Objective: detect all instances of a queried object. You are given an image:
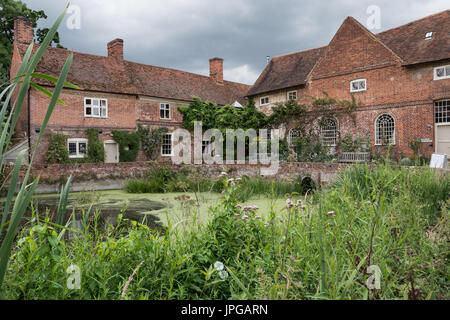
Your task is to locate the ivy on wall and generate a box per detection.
[85,128,105,163]
[137,125,168,160]
[112,130,140,162]
[46,132,69,164]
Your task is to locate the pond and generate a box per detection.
[29,189,291,231]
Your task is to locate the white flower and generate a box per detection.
[214,261,224,271]
[218,270,229,280]
[327,210,335,216]
[286,198,294,209]
[220,172,228,177]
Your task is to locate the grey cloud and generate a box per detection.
[23,0,449,84]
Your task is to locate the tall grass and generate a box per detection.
[0,8,76,289]
[2,162,448,299]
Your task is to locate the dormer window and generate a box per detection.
[287,90,297,100]
[350,79,366,93]
[424,32,433,40]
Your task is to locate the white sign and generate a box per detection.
[430,154,448,169]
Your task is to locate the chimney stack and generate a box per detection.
[14,16,33,44]
[107,38,124,60]
[209,57,223,84]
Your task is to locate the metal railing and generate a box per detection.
[338,152,371,163]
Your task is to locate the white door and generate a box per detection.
[104,141,119,163]
[436,124,450,156]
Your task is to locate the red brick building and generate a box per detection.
[247,10,450,159]
[10,17,250,164]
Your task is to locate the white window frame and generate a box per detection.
[67,138,88,158]
[287,128,299,147]
[287,90,297,100]
[84,98,108,118]
[161,133,173,156]
[320,118,338,147]
[434,99,450,124]
[350,79,367,93]
[260,96,269,106]
[160,103,171,120]
[433,65,450,80]
[374,114,396,146]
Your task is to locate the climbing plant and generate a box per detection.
[46,132,69,164]
[112,130,140,162]
[85,128,104,163]
[137,125,169,160]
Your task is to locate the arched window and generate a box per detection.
[287,128,299,146]
[375,114,395,145]
[320,118,338,146]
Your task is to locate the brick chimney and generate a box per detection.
[107,38,123,60]
[209,57,223,84]
[14,16,33,44]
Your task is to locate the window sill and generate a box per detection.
[433,76,450,81]
[84,116,108,119]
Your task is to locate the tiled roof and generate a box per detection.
[248,10,450,96]
[376,10,450,65]
[19,45,251,106]
[246,46,326,96]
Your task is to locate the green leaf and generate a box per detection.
[30,82,67,106]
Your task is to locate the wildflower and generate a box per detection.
[234,213,240,217]
[243,205,259,212]
[220,172,228,177]
[236,177,242,182]
[242,215,249,221]
[327,210,335,216]
[214,261,224,271]
[255,216,261,220]
[296,199,303,207]
[218,270,229,280]
[227,178,235,186]
[264,223,269,227]
[301,205,306,210]
[236,204,242,209]
[221,191,226,195]
[286,198,294,209]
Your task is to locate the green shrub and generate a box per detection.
[112,130,140,162]
[86,128,104,163]
[46,132,69,163]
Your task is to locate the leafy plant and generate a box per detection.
[0,8,75,289]
[46,132,69,163]
[112,130,140,162]
[85,128,104,163]
[137,125,168,160]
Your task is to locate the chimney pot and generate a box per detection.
[209,57,223,84]
[107,38,124,60]
[14,16,33,44]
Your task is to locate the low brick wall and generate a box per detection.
[23,161,349,188]
[9,161,448,194]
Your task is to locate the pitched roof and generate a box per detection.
[18,45,251,106]
[376,10,450,65]
[247,9,450,96]
[246,46,326,96]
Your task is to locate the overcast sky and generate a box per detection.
[22,0,449,85]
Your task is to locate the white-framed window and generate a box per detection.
[434,100,450,124]
[161,133,173,156]
[260,96,269,105]
[350,79,367,93]
[84,98,107,118]
[160,103,171,119]
[287,90,297,100]
[320,118,338,146]
[434,65,450,80]
[424,32,433,40]
[375,114,395,145]
[68,138,88,158]
[287,128,299,147]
